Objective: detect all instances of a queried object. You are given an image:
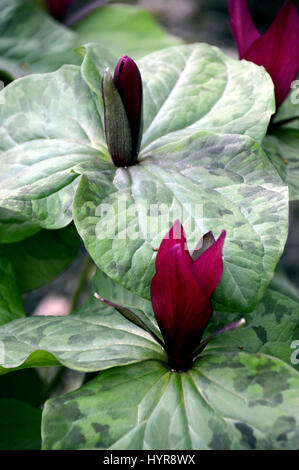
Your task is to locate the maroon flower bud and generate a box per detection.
[229,0,299,108]
[102,56,143,167]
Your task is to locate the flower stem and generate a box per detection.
[64,0,108,26]
[69,253,95,312]
[268,115,299,132]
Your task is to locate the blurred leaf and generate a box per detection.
[0,0,81,79]
[1,224,81,293]
[269,266,299,303]
[72,4,182,59]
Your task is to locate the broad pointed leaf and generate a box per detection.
[0,64,107,230]
[74,132,288,312]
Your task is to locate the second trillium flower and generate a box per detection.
[102,56,143,167]
[229,0,299,108]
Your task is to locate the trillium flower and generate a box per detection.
[95,221,245,371]
[229,0,299,107]
[46,0,73,22]
[102,56,143,167]
[150,221,227,370]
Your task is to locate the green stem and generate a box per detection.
[69,253,95,312]
[42,367,65,401]
[269,115,299,132]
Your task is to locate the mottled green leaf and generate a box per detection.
[0,257,25,325]
[0,291,166,375]
[0,44,282,312]
[205,289,299,372]
[74,132,288,312]
[0,399,41,450]
[266,128,299,201]
[0,224,81,293]
[72,4,182,59]
[0,64,108,230]
[264,82,299,201]
[0,0,81,79]
[42,355,299,450]
[272,85,299,131]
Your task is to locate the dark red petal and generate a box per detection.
[192,230,226,298]
[113,56,143,158]
[155,220,192,269]
[151,244,212,369]
[47,0,73,21]
[244,0,299,107]
[228,0,260,59]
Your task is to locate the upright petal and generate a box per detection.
[228,0,260,59]
[155,220,192,269]
[191,230,216,261]
[192,230,226,298]
[47,0,73,21]
[245,0,299,107]
[151,244,212,370]
[113,56,143,159]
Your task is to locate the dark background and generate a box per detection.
[68,0,299,47]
